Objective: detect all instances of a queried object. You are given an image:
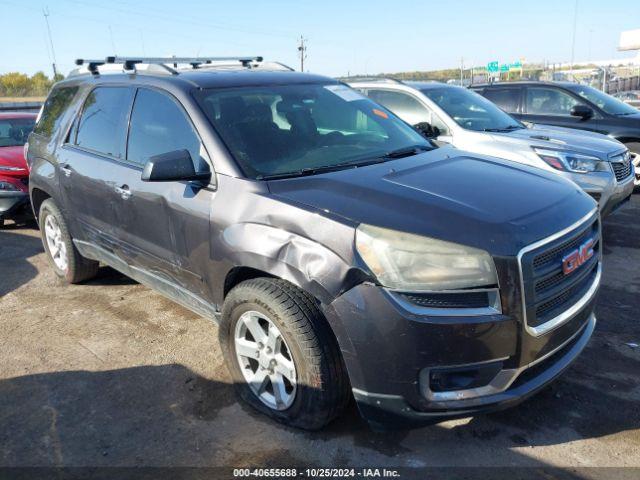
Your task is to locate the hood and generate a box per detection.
[0,145,29,177]
[490,124,626,159]
[268,147,595,256]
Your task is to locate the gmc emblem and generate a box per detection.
[562,238,595,275]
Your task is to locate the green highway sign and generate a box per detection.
[487,61,499,72]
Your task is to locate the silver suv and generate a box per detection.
[349,80,634,216]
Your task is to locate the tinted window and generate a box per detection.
[0,117,35,147]
[75,87,134,158]
[366,89,431,126]
[482,88,520,112]
[422,86,523,132]
[33,85,78,138]
[525,87,583,115]
[127,88,204,168]
[195,84,430,179]
[564,84,638,116]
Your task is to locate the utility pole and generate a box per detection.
[569,0,578,80]
[43,7,58,78]
[297,36,307,72]
[460,57,464,85]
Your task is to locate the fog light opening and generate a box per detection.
[427,361,503,393]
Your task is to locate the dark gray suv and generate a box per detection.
[28,57,600,430]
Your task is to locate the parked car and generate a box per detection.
[350,79,634,216]
[470,81,640,187]
[0,112,36,227]
[29,56,600,430]
[613,90,640,109]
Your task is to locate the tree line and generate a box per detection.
[0,72,64,98]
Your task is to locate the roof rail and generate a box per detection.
[74,56,264,76]
[343,77,405,84]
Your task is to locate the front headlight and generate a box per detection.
[533,148,608,174]
[355,224,498,291]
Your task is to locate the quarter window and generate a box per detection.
[33,85,79,138]
[526,87,583,115]
[75,87,134,158]
[127,88,204,168]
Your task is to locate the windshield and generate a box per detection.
[195,83,431,179]
[0,117,35,147]
[421,86,524,132]
[565,84,639,116]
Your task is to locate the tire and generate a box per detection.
[39,199,99,284]
[220,278,350,430]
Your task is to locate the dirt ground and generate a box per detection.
[1,196,639,473]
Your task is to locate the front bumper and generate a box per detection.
[352,314,595,429]
[571,170,634,218]
[0,190,30,219]
[323,270,597,429]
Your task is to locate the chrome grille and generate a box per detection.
[519,213,601,334]
[611,154,632,182]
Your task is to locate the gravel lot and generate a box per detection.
[1,196,639,473]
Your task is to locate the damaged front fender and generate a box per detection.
[221,222,365,305]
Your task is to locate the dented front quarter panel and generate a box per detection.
[205,174,368,307]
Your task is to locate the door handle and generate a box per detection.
[60,164,72,177]
[114,185,131,200]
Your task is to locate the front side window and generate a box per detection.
[33,85,78,138]
[75,87,135,158]
[525,87,583,116]
[421,86,523,132]
[195,83,431,179]
[564,84,638,116]
[0,117,35,147]
[127,88,205,168]
[482,88,520,112]
[366,89,431,126]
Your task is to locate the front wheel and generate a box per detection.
[39,199,99,284]
[220,278,350,430]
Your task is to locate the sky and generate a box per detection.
[1,0,638,78]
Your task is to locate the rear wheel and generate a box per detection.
[220,278,350,430]
[39,199,99,283]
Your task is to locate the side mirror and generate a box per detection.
[570,105,594,120]
[141,149,211,183]
[414,122,441,138]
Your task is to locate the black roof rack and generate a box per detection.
[75,56,264,75]
[343,77,405,84]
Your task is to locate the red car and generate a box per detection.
[0,112,36,227]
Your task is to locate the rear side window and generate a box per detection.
[482,88,520,112]
[127,88,204,168]
[75,87,134,158]
[33,85,79,138]
[366,89,431,126]
[525,87,583,115]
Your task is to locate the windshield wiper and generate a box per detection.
[483,125,523,132]
[257,145,432,180]
[383,144,432,159]
[256,157,390,181]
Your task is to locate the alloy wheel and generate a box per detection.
[234,310,297,410]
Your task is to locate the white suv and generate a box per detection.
[349,79,634,216]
